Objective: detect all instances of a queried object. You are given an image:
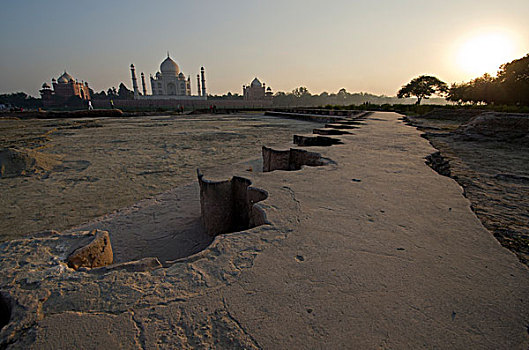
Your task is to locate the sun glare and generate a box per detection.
[457,31,516,77]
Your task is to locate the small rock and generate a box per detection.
[67,230,113,270]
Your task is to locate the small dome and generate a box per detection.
[42,82,50,89]
[266,87,272,91]
[160,55,179,76]
[251,78,262,88]
[58,71,74,84]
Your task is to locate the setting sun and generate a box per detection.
[456,31,516,77]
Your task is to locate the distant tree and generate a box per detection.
[92,90,108,100]
[496,54,529,105]
[447,73,496,105]
[445,54,529,106]
[336,88,350,105]
[446,83,469,105]
[107,87,118,97]
[292,87,311,98]
[397,75,448,105]
[117,83,133,99]
[0,92,40,108]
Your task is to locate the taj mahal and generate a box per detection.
[130,54,207,100]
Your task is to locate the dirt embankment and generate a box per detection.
[407,110,529,266]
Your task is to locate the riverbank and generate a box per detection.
[406,109,529,266]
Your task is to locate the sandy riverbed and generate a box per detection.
[0,113,318,241]
[1,112,527,349]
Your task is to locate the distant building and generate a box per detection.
[243,78,272,101]
[40,71,91,107]
[130,54,207,100]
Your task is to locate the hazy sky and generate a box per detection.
[1,0,528,97]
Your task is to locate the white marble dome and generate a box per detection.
[160,56,179,76]
[57,71,74,84]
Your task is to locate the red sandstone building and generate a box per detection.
[40,71,91,107]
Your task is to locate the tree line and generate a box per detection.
[91,83,134,100]
[94,84,435,107]
[398,54,529,106]
[447,54,529,105]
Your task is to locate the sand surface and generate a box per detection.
[0,112,528,349]
[0,114,317,241]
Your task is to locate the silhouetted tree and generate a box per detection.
[91,90,108,100]
[292,87,311,98]
[336,88,350,105]
[397,75,448,105]
[118,83,133,99]
[446,54,529,106]
[447,74,496,105]
[496,54,529,105]
[0,92,40,108]
[107,87,118,97]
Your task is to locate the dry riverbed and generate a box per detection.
[0,113,318,241]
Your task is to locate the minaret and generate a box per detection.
[197,74,201,96]
[141,72,147,96]
[200,67,206,97]
[130,64,139,99]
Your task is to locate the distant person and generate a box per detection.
[110,99,114,109]
[88,101,93,110]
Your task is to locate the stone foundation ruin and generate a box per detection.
[262,146,332,172]
[293,135,342,147]
[197,170,268,236]
[313,128,352,135]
